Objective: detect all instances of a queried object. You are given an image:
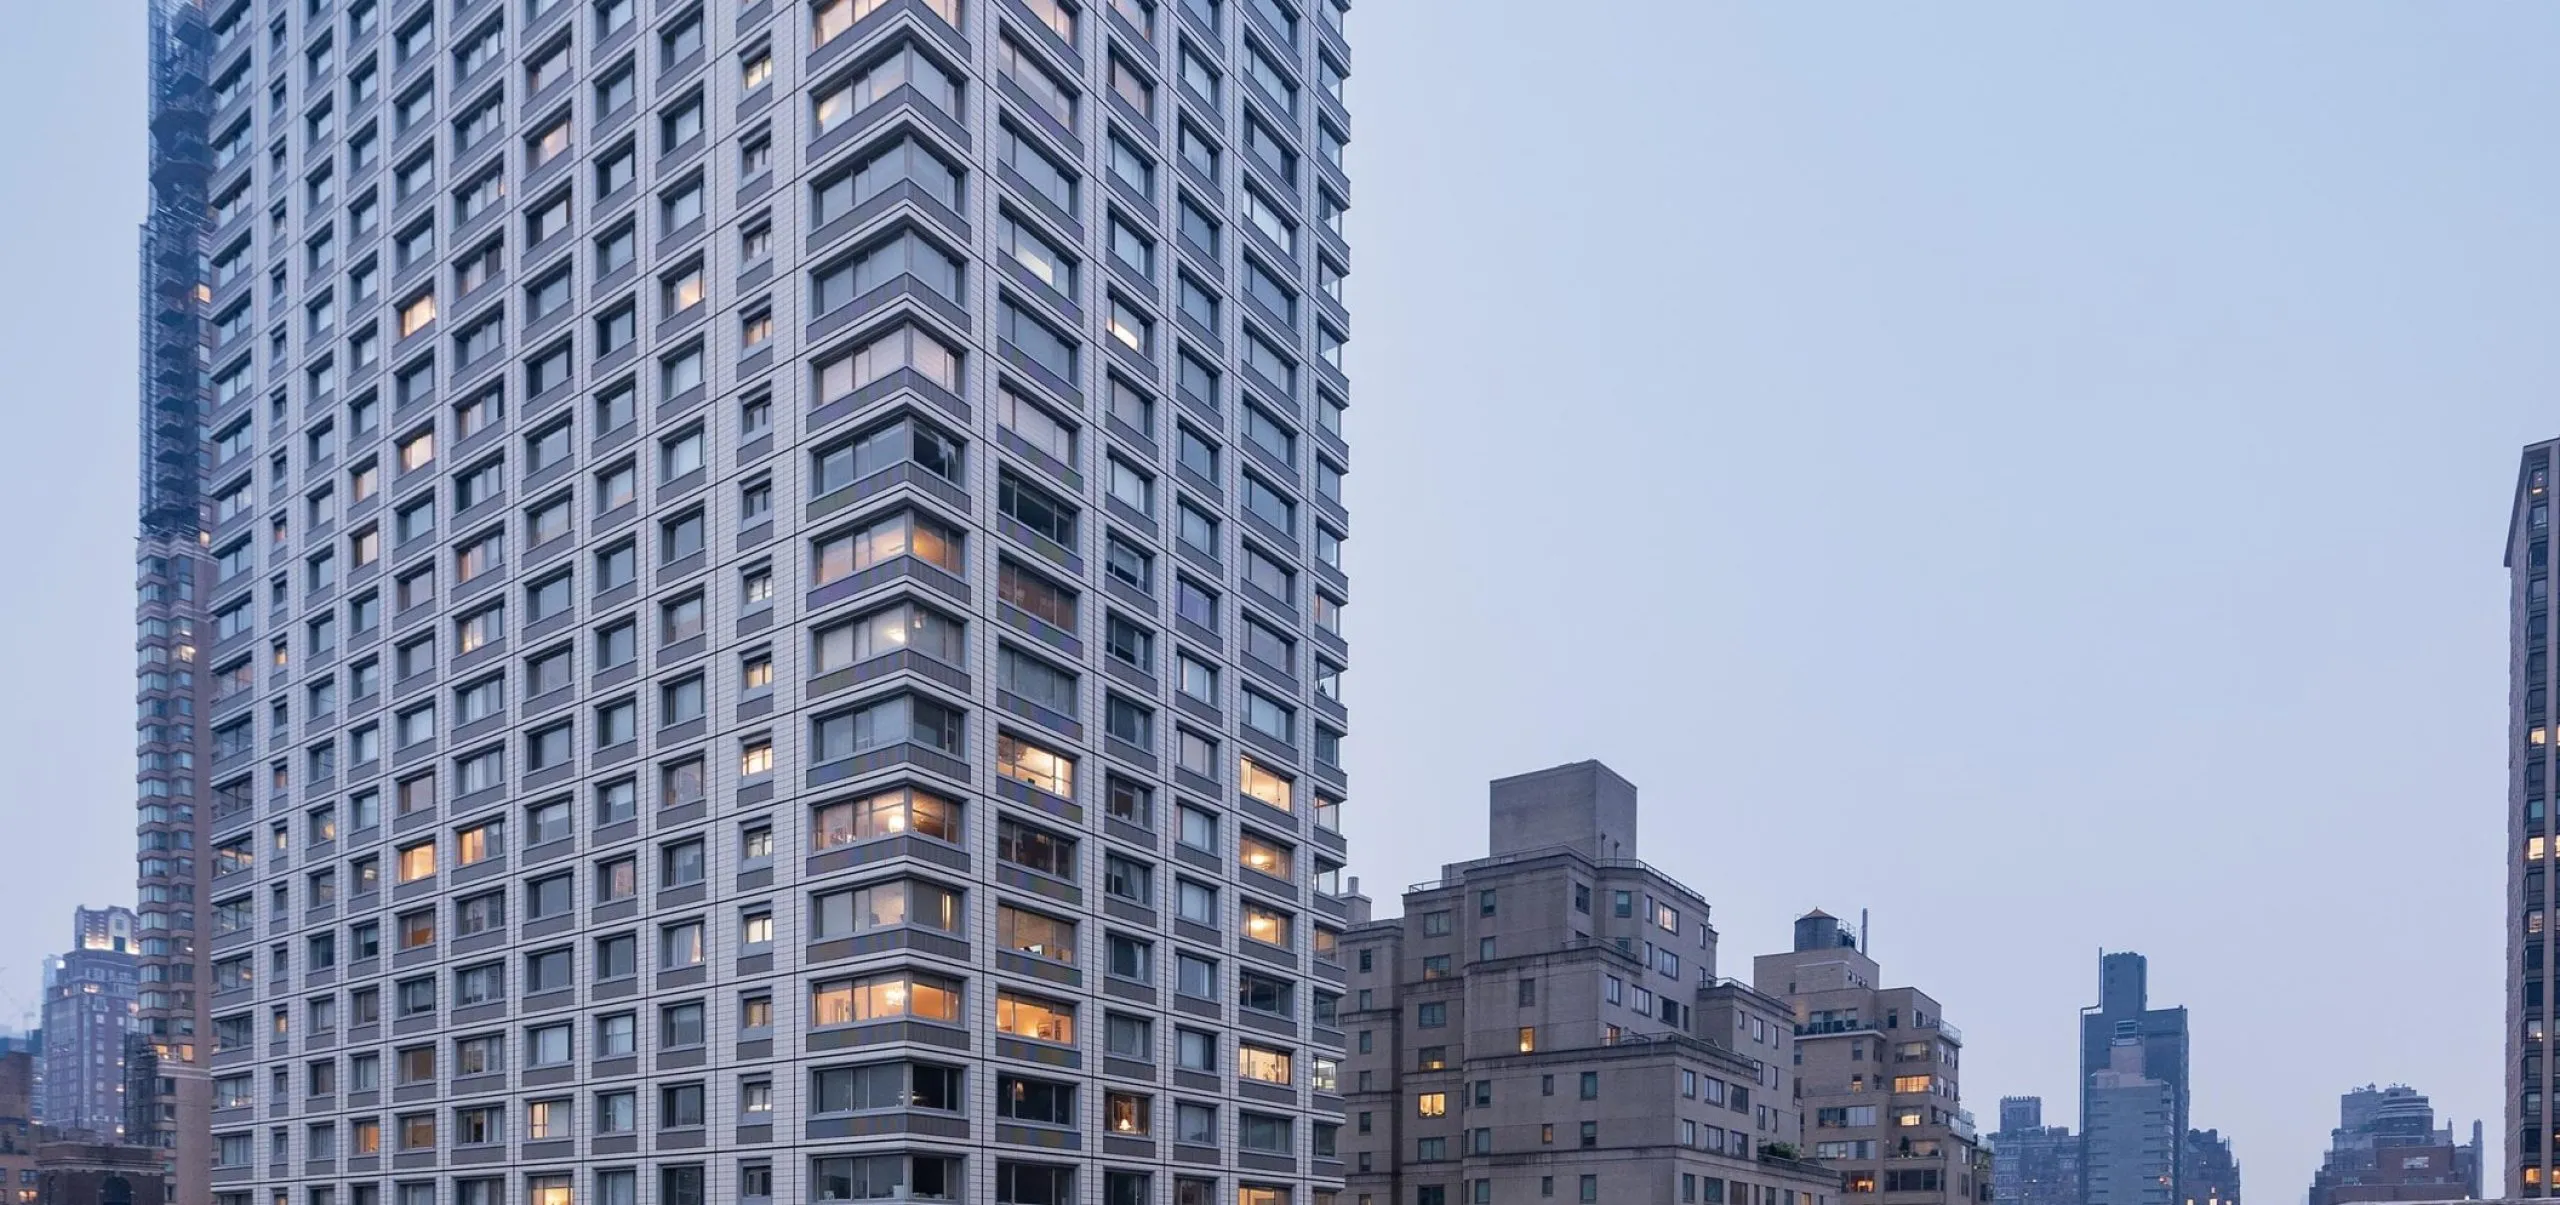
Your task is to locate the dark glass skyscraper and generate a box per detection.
[2078,953,2186,1205]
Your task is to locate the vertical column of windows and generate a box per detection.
[2528,455,2553,1195]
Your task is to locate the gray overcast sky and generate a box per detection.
[0,0,2545,1196]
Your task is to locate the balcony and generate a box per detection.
[1794,1018,1880,1038]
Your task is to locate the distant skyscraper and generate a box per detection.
[129,0,214,1188]
[1755,911,1990,1205]
[2079,953,2187,1205]
[2511,444,2556,1197]
[2084,1050,2175,1205]
[41,908,138,1141]
[1993,1096,2081,1205]
[2306,1085,2481,1205]
[2181,1130,2237,1205]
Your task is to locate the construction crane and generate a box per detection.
[0,966,41,1037]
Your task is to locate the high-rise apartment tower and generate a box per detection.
[2514,442,2558,1196]
[141,9,1361,1205]
[131,1,220,1197]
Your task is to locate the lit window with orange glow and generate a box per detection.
[666,267,705,312]
[995,991,1076,1044]
[998,734,1076,798]
[1243,903,1294,949]
[811,971,962,1027]
[395,841,435,883]
[397,292,435,337]
[1238,1044,1293,1086]
[1240,757,1294,811]
[458,823,500,866]
[1239,833,1294,880]
[811,786,962,848]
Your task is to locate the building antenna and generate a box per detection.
[1860,908,1869,954]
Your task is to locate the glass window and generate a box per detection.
[998,390,1078,467]
[812,973,964,1026]
[998,39,1077,131]
[813,879,962,938]
[814,230,962,312]
[998,216,1077,295]
[997,733,1076,797]
[1001,125,1077,212]
[995,992,1076,1044]
[813,415,963,495]
[999,302,1077,381]
[810,694,966,760]
[813,603,967,671]
[999,905,1078,965]
[812,787,962,847]
[812,510,965,583]
[814,44,960,133]
[817,324,961,400]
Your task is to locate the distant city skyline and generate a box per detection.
[0,2,2546,1197]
